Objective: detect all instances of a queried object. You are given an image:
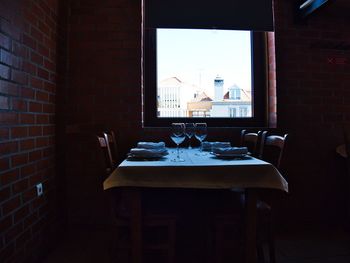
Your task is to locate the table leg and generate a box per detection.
[129,188,142,263]
[245,189,257,263]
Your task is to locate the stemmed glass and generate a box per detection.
[195,123,207,155]
[170,123,186,162]
[185,123,195,149]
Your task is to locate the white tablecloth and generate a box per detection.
[103,148,288,192]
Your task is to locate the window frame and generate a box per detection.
[142,29,268,128]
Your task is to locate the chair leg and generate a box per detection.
[167,220,176,263]
[267,215,276,263]
[256,243,265,263]
[268,233,276,263]
[215,224,223,263]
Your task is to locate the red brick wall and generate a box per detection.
[0,0,67,262]
[64,0,350,226]
[65,0,237,154]
[273,1,350,223]
[66,0,142,134]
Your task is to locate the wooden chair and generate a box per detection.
[256,133,288,263]
[96,131,176,263]
[103,131,118,169]
[211,130,268,262]
[261,134,288,171]
[240,130,267,158]
[97,133,115,177]
[212,133,288,263]
[96,130,119,176]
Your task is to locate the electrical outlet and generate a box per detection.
[36,183,43,196]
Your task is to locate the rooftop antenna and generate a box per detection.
[198,68,203,90]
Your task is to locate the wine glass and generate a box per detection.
[195,123,207,155]
[185,123,195,149]
[170,123,186,162]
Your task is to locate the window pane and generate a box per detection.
[157,29,252,118]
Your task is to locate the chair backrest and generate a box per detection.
[260,134,288,170]
[96,134,113,176]
[240,130,267,158]
[96,131,118,176]
[103,131,118,169]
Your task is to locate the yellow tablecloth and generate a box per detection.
[103,148,288,192]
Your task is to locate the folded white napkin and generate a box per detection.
[136,141,166,149]
[211,142,231,150]
[201,142,212,151]
[213,147,248,155]
[202,141,231,151]
[129,147,168,158]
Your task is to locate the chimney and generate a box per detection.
[214,75,224,101]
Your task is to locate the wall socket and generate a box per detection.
[36,183,43,196]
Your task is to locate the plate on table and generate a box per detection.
[211,152,250,160]
[126,153,167,161]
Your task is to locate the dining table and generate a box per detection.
[103,147,288,263]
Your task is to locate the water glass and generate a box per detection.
[185,123,195,149]
[170,123,186,162]
[195,123,207,154]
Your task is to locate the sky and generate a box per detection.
[157,29,252,98]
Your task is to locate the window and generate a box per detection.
[142,0,272,127]
[229,85,241,100]
[229,108,237,117]
[156,29,251,119]
[240,107,248,117]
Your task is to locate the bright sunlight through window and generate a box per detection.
[156,29,252,118]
